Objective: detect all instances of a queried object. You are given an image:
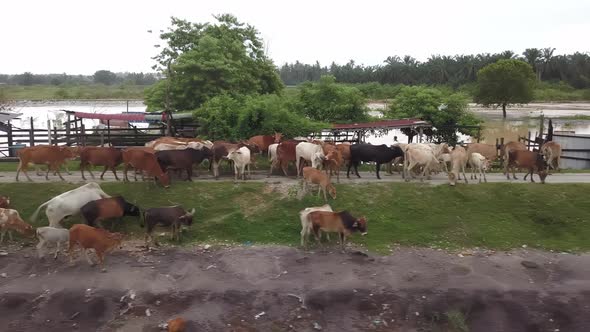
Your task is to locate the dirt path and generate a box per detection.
[2,243,590,331]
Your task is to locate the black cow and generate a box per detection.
[80,196,141,228]
[156,147,212,181]
[141,206,195,247]
[347,144,404,179]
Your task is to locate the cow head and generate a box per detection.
[107,232,124,250]
[0,196,10,208]
[157,173,171,188]
[327,184,337,200]
[273,132,283,143]
[536,154,549,184]
[179,208,195,226]
[124,200,141,217]
[353,217,368,235]
[311,152,325,168]
[448,172,457,186]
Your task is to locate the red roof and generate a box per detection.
[74,112,147,121]
[331,118,430,130]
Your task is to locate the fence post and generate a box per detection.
[29,117,35,147]
[81,124,86,146]
[54,126,58,146]
[7,121,14,156]
[527,131,531,150]
[47,120,52,145]
[107,120,111,144]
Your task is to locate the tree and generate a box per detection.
[386,86,481,144]
[474,59,536,118]
[145,15,283,112]
[295,75,368,123]
[93,70,118,85]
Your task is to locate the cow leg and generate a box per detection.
[482,168,488,183]
[346,162,352,179]
[339,232,346,251]
[296,157,301,178]
[123,164,130,182]
[45,167,51,180]
[54,241,60,260]
[375,163,381,179]
[529,169,535,182]
[353,161,361,178]
[55,167,66,181]
[0,230,5,244]
[247,163,251,179]
[186,167,193,181]
[461,165,468,184]
[84,249,95,266]
[64,164,72,175]
[36,239,45,258]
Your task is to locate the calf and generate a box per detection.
[541,141,562,171]
[507,150,548,183]
[227,146,252,181]
[36,226,70,259]
[80,196,140,228]
[0,208,35,244]
[448,146,469,186]
[156,147,212,181]
[465,143,498,165]
[469,152,490,183]
[68,224,123,270]
[324,148,343,183]
[302,166,337,202]
[142,206,195,247]
[122,148,170,187]
[349,144,404,179]
[296,142,325,178]
[0,195,10,208]
[79,146,123,181]
[299,204,333,247]
[30,182,111,228]
[307,211,367,250]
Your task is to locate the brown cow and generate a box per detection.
[16,145,76,181]
[80,146,123,180]
[0,208,35,244]
[541,141,562,171]
[307,211,367,250]
[501,141,526,174]
[122,148,170,187]
[507,150,548,183]
[302,166,337,201]
[324,148,343,183]
[274,140,300,176]
[168,318,187,332]
[247,132,282,154]
[80,196,140,228]
[0,196,10,209]
[68,224,123,270]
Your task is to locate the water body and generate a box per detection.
[5,100,590,146]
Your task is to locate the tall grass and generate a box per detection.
[0,84,147,100]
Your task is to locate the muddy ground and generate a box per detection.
[2,243,590,332]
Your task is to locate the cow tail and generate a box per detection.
[140,210,145,228]
[30,199,51,223]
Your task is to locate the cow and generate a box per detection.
[541,141,562,171]
[210,141,257,178]
[336,143,352,168]
[227,146,252,181]
[167,317,188,332]
[68,224,123,270]
[296,142,325,178]
[122,148,170,187]
[274,140,300,177]
[465,143,498,164]
[141,206,195,247]
[16,145,76,181]
[30,182,111,228]
[36,226,70,259]
[501,141,527,173]
[0,196,10,209]
[403,144,439,182]
[80,196,141,228]
[79,146,123,181]
[33,146,80,176]
[302,166,337,202]
[448,146,469,186]
[247,132,282,154]
[324,148,343,183]
[307,211,367,250]
[0,208,35,244]
[156,147,212,181]
[299,204,333,247]
[349,144,404,179]
[469,152,490,183]
[506,150,548,183]
[267,143,280,176]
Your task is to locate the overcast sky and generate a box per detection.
[2,0,589,74]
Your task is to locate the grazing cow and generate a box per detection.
[36,226,70,259]
[348,144,404,179]
[541,141,562,171]
[68,224,123,270]
[30,182,111,227]
[324,148,344,183]
[80,196,141,228]
[16,145,76,181]
[299,204,333,247]
[274,140,300,177]
[307,211,367,250]
[448,146,469,186]
[506,150,548,183]
[296,142,325,178]
[122,148,170,187]
[302,166,337,202]
[403,144,439,182]
[247,132,282,154]
[156,147,212,181]
[79,146,123,181]
[0,208,35,244]
[141,206,195,246]
[469,152,490,183]
[227,146,252,181]
[501,141,527,173]
[0,195,10,208]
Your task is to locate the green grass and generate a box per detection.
[1,181,589,253]
[0,84,147,100]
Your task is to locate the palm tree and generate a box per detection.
[522,48,542,80]
[541,47,556,80]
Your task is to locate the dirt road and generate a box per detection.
[2,243,590,331]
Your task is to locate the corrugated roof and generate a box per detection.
[331,118,430,130]
[0,112,22,122]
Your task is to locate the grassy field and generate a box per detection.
[1,181,589,253]
[0,84,147,100]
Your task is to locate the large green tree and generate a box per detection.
[386,86,481,144]
[145,15,283,112]
[474,59,536,118]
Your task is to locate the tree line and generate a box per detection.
[279,49,590,89]
[0,71,159,86]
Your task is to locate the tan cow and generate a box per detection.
[302,166,336,202]
[0,208,35,244]
[448,146,469,186]
[68,224,123,270]
[541,141,562,171]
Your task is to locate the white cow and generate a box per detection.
[448,146,469,186]
[299,204,333,247]
[403,144,439,181]
[267,143,279,177]
[30,182,111,227]
[227,147,251,181]
[469,152,490,183]
[36,226,70,259]
[295,142,325,178]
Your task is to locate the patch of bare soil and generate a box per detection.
[1,244,590,331]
